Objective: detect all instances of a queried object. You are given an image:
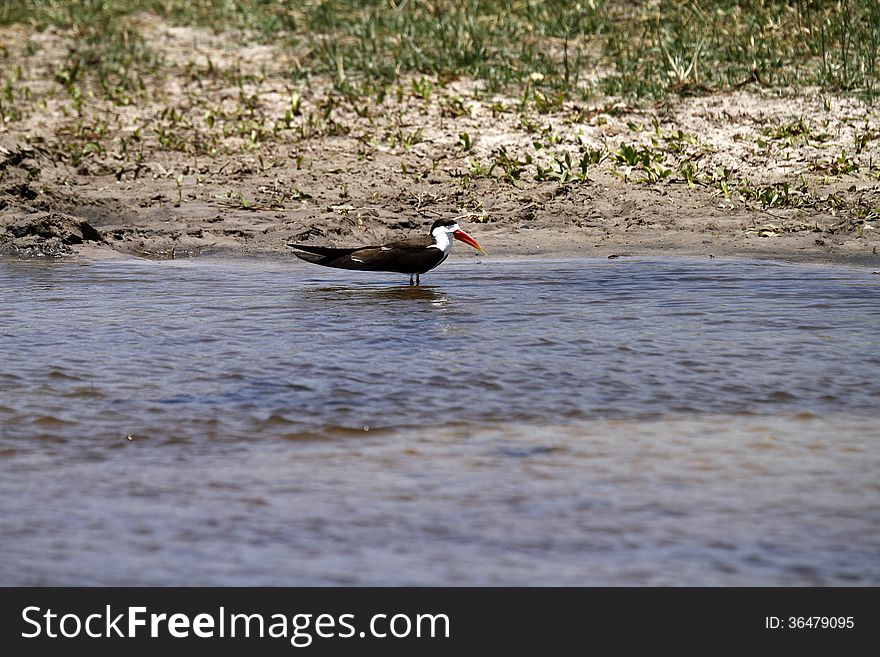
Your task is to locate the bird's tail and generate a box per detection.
[288,243,360,266]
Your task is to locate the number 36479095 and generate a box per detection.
[765,617,854,629]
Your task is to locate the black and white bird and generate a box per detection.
[288,218,486,285]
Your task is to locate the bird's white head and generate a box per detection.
[429,219,486,255]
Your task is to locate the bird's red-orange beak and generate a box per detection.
[453,229,486,255]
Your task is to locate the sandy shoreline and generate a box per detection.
[2,16,879,269]
[8,200,880,269]
[4,153,878,268]
[61,232,879,270]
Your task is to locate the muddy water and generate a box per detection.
[1,256,878,585]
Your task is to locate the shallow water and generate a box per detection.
[1,256,878,585]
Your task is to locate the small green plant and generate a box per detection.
[614,142,640,167]
[467,158,492,177]
[411,77,433,102]
[534,150,591,184]
[0,78,24,122]
[533,89,564,114]
[612,142,671,183]
[385,125,424,149]
[174,174,184,207]
[762,117,812,145]
[679,160,699,188]
[660,36,705,88]
[662,129,699,154]
[489,146,531,185]
[580,145,608,166]
[829,149,859,175]
[854,126,878,154]
[809,149,860,175]
[441,95,469,118]
[539,124,563,146]
[740,180,812,209]
[712,166,734,198]
[283,94,302,124]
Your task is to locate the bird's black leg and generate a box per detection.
[416,273,420,286]
[409,274,414,286]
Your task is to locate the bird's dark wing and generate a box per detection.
[289,237,445,274]
[288,243,379,271]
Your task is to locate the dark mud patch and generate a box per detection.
[1,212,103,257]
[0,164,103,257]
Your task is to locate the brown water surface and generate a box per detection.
[1,256,878,584]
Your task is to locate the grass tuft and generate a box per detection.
[3,1,878,101]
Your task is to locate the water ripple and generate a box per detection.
[2,256,879,584]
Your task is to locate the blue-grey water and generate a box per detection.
[1,256,878,585]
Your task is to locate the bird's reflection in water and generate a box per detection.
[309,285,452,309]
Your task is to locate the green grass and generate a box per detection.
[602,1,880,100]
[2,0,879,101]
